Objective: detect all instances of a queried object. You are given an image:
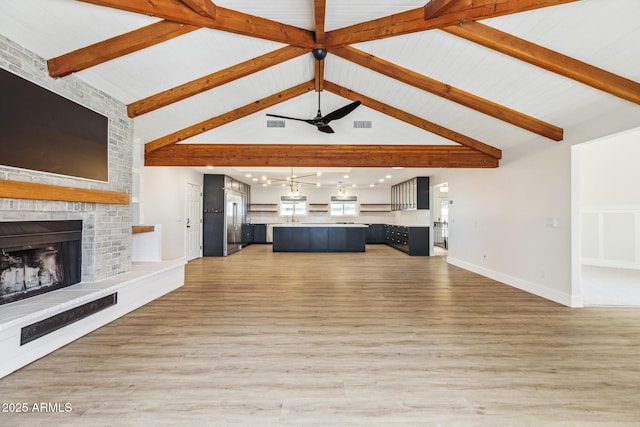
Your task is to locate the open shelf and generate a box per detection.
[360,203,391,213]
[249,203,278,213]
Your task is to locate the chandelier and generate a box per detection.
[266,167,321,196]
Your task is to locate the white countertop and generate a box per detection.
[272,223,368,228]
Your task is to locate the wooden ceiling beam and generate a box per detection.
[324,0,579,46]
[425,0,581,20]
[47,20,198,78]
[145,144,499,168]
[128,46,308,117]
[323,81,502,159]
[77,0,315,48]
[144,81,315,154]
[314,60,325,93]
[444,21,640,105]
[178,0,216,19]
[332,45,563,140]
[314,0,326,45]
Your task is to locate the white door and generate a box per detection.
[185,182,202,261]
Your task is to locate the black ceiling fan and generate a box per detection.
[266,48,361,134]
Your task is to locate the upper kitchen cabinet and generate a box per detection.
[391,177,430,211]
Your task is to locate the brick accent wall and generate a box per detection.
[0,35,133,282]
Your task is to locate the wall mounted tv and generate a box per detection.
[0,68,109,181]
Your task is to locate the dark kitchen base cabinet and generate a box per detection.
[365,224,386,244]
[272,226,367,252]
[252,224,268,243]
[385,225,430,256]
[242,223,254,246]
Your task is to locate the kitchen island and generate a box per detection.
[272,224,368,252]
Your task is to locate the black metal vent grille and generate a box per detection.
[267,120,285,128]
[353,120,372,128]
[20,293,117,345]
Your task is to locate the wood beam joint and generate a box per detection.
[179,0,216,19]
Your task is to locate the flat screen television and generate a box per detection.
[0,68,109,181]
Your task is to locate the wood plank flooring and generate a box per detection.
[1,244,640,426]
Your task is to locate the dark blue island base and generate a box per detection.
[272,225,367,252]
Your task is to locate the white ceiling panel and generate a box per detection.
[178,90,459,146]
[214,0,315,30]
[0,0,157,59]
[324,0,426,31]
[1,0,639,177]
[134,55,313,142]
[77,29,285,103]
[483,0,640,81]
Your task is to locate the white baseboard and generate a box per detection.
[0,259,186,379]
[447,257,579,307]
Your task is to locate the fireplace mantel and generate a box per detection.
[0,179,129,205]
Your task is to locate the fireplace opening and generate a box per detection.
[0,220,82,305]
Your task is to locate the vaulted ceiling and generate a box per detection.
[1,1,639,184]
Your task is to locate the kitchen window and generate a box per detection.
[330,196,358,217]
[280,196,307,216]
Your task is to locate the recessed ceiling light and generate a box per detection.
[246,174,252,177]
[344,175,350,179]
[352,184,356,187]
[386,175,391,179]
[206,166,214,170]
[261,176,267,180]
[391,166,404,170]
[370,184,375,187]
[252,178,258,182]
[379,178,384,182]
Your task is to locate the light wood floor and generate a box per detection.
[1,244,640,426]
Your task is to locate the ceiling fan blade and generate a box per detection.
[266,113,314,125]
[316,123,335,133]
[321,100,361,123]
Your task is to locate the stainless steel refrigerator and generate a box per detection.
[224,189,244,256]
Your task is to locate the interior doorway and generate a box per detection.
[433,183,449,257]
[572,127,640,306]
[185,182,203,261]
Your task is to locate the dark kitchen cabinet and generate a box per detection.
[252,224,267,243]
[272,226,366,252]
[203,174,250,257]
[385,225,430,256]
[391,177,430,211]
[365,224,386,243]
[203,175,225,257]
[242,223,254,245]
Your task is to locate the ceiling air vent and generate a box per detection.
[267,120,285,128]
[353,120,372,129]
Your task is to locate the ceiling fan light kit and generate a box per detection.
[266,48,361,134]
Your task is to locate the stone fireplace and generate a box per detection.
[0,33,184,380]
[0,220,82,305]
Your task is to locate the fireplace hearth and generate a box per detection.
[0,220,82,305]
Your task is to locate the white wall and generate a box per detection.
[578,126,640,269]
[141,167,203,260]
[430,108,640,307]
[250,184,430,226]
